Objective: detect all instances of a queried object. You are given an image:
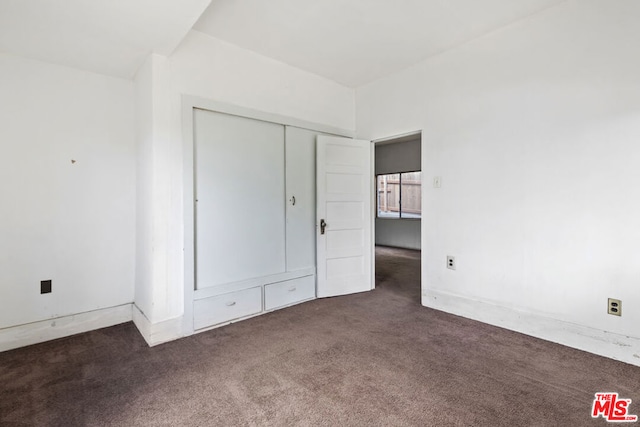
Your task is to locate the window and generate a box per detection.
[377,171,422,219]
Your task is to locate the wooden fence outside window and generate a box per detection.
[377,171,421,218]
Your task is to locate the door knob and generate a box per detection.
[320,219,327,234]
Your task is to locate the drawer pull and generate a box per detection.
[288,286,297,292]
[226,301,236,307]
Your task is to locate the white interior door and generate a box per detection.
[316,136,373,297]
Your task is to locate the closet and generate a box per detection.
[192,108,326,331]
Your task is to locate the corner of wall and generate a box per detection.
[132,304,185,347]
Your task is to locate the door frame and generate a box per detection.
[181,95,354,336]
[371,130,424,295]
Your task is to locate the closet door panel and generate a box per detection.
[195,109,286,289]
[285,127,319,272]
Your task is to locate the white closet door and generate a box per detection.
[316,136,373,297]
[285,126,321,272]
[194,109,286,289]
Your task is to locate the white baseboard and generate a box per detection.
[422,289,640,367]
[0,304,132,353]
[132,304,184,346]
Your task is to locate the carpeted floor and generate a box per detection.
[1,246,639,426]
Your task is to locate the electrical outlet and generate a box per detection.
[41,280,52,294]
[607,298,621,316]
[446,256,456,270]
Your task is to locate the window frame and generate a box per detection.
[376,170,422,220]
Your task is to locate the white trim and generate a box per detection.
[182,97,196,338]
[194,268,316,300]
[0,304,132,353]
[376,217,422,221]
[370,141,376,290]
[423,289,640,367]
[264,296,315,313]
[182,95,355,138]
[373,130,422,145]
[132,304,184,347]
[191,311,266,335]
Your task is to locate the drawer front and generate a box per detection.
[193,287,262,330]
[265,275,315,311]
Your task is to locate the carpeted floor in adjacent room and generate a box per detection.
[1,246,639,426]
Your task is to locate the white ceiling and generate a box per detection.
[0,0,566,85]
[0,0,211,79]
[193,0,566,87]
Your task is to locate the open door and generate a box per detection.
[316,135,373,297]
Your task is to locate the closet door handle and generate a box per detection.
[226,301,236,307]
[320,219,327,234]
[290,195,296,206]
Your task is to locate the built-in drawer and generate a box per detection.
[265,275,315,311]
[193,286,262,330]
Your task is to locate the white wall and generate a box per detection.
[375,139,421,175]
[375,220,421,250]
[357,1,640,364]
[170,31,355,130]
[0,53,136,330]
[375,139,421,249]
[133,30,355,341]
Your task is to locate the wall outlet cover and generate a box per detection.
[446,256,456,270]
[607,298,621,316]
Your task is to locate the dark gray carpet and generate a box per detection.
[1,246,638,426]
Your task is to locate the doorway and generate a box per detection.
[373,132,422,303]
